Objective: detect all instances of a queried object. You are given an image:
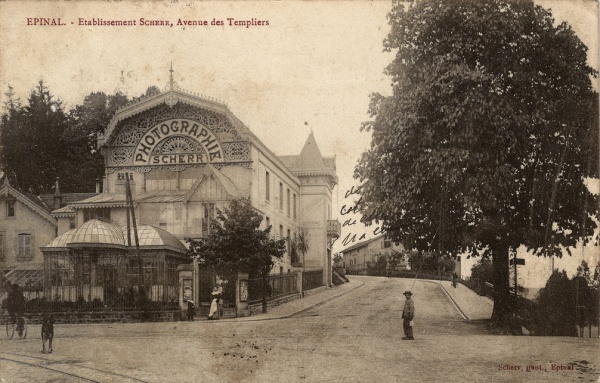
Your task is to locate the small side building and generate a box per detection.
[341,235,406,275]
[0,177,97,294]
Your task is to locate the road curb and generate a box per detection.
[437,282,469,321]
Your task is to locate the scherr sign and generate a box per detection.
[133,119,224,165]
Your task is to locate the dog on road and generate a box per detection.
[41,314,54,354]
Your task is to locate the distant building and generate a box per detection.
[341,235,406,275]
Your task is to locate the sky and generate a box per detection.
[0,0,598,260]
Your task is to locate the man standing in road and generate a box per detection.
[402,291,415,340]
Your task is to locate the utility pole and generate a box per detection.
[125,176,142,289]
[513,252,518,297]
[575,276,580,337]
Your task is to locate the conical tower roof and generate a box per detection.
[298,132,326,171]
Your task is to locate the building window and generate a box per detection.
[279,225,283,239]
[17,233,32,260]
[266,216,270,230]
[69,219,76,229]
[287,228,291,254]
[118,172,133,181]
[293,194,297,219]
[83,208,111,222]
[383,238,392,248]
[279,182,283,210]
[6,200,15,217]
[265,171,270,201]
[202,203,215,237]
[287,189,290,216]
[0,234,4,260]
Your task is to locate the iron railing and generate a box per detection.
[247,273,298,303]
[302,269,323,291]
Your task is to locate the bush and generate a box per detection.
[469,257,493,295]
[536,270,577,336]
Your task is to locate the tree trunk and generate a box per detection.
[490,240,511,331]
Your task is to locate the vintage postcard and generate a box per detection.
[0,1,598,382]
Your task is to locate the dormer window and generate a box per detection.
[83,208,111,222]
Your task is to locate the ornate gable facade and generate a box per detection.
[101,101,253,175]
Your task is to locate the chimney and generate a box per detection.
[95,179,100,193]
[53,177,62,209]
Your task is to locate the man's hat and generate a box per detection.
[403,291,412,296]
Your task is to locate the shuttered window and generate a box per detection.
[17,233,32,260]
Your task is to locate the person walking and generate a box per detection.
[186,300,196,322]
[401,290,415,340]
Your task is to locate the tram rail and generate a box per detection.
[0,351,150,383]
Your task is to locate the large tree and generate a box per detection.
[186,198,286,313]
[0,83,158,194]
[1,81,73,194]
[354,0,598,328]
[67,91,130,191]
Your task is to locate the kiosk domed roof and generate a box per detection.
[69,219,126,247]
[44,220,186,253]
[123,225,186,252]
[45,220,125,249]
[45,228,78,248]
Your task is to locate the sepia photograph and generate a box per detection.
[0,0,598,382]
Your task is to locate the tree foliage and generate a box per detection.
[0,83,129,193]
[186,199,286,313]
[186,199,286,284]
[575,261,599,329]
[534,262,599,336]
[408,250,454,276]
[536,270,577,336]
[354,0,598,325]
[295,226,310,268]
[1,82,73,194]
[469,257,494,294]
[0,83,161,194]
[65,91,130,192]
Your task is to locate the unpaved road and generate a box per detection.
[1,276,598,383]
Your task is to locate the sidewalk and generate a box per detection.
[438,280,493,321]
[234,280,364,322]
